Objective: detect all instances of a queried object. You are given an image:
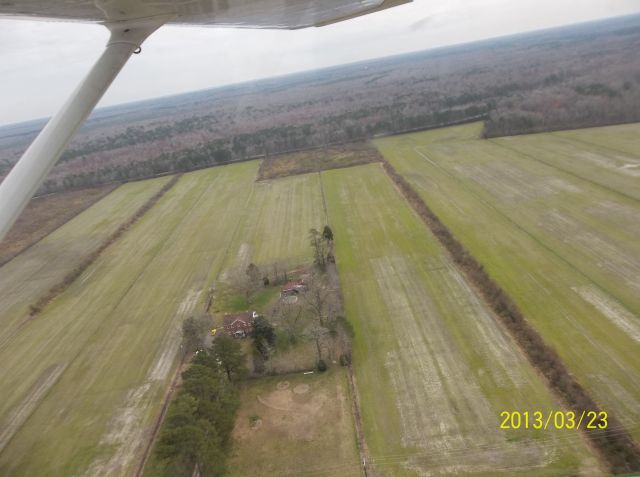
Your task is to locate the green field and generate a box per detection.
[492,123,640,200]
[220,172,325,273]
[0,162,334,475]
[0,177,170,349]
[228,369,361,477]
[376,122,640,442]
[2,120,637,476]
[323,164,599,476]
[0,163,260,475]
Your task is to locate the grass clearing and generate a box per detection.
[376,122,640,442]
[323,164,598,476]
[228,369,361,477]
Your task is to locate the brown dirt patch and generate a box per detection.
[293,384,310,394]
[241,384,327,443]
[257,142,382,181]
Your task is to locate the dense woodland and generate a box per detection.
[1,14,639,193]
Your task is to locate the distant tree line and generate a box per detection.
[3,16,639,193]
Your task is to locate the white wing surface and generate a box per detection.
[0,0,410,28]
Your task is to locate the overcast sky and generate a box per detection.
[0,0,639,126]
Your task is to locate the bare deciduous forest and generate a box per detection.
[1,14,638,193]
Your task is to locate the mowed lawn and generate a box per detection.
[323,164,599,476]
[376,122,640,442]
[228,369,361,477]
[0,177,171,351]
[0,162,260,476]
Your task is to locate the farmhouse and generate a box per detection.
[223,311,258,338]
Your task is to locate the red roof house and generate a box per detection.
[223,311,258,338]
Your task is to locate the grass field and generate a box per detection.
[491,123,640,201]
[376,122,640,443]
[0,185,116,266]
[2,127,633,476]
[228,369,361,477]
[0,161,336,475]
[323,164,599,476]
[220,172,326,273]
[0,177,171,353]
[0,163,260,475]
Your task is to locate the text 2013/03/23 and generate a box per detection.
[500,411,608,430]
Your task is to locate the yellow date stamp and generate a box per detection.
[499,411,608,430]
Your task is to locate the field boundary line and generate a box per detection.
[0,184,118,269]
[0,176,182,354]
[27,174,182,318]
[317,172,329,225]
[346,364,369,477]
[380,157,640,473]
[134,353,187,477]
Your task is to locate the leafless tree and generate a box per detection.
[309,228,328,270]
[300,272,336,327]
[270,299,303,343]
[305,324,330,361]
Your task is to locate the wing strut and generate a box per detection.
[0,15,171,241]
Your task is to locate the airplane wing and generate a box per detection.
[0,0,410,29]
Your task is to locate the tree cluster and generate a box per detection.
[309,226,334,270]
[154,333,247,476]
[155,345,243,477]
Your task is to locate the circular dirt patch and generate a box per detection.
[276,381,290,390]
[293,384,310,394]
